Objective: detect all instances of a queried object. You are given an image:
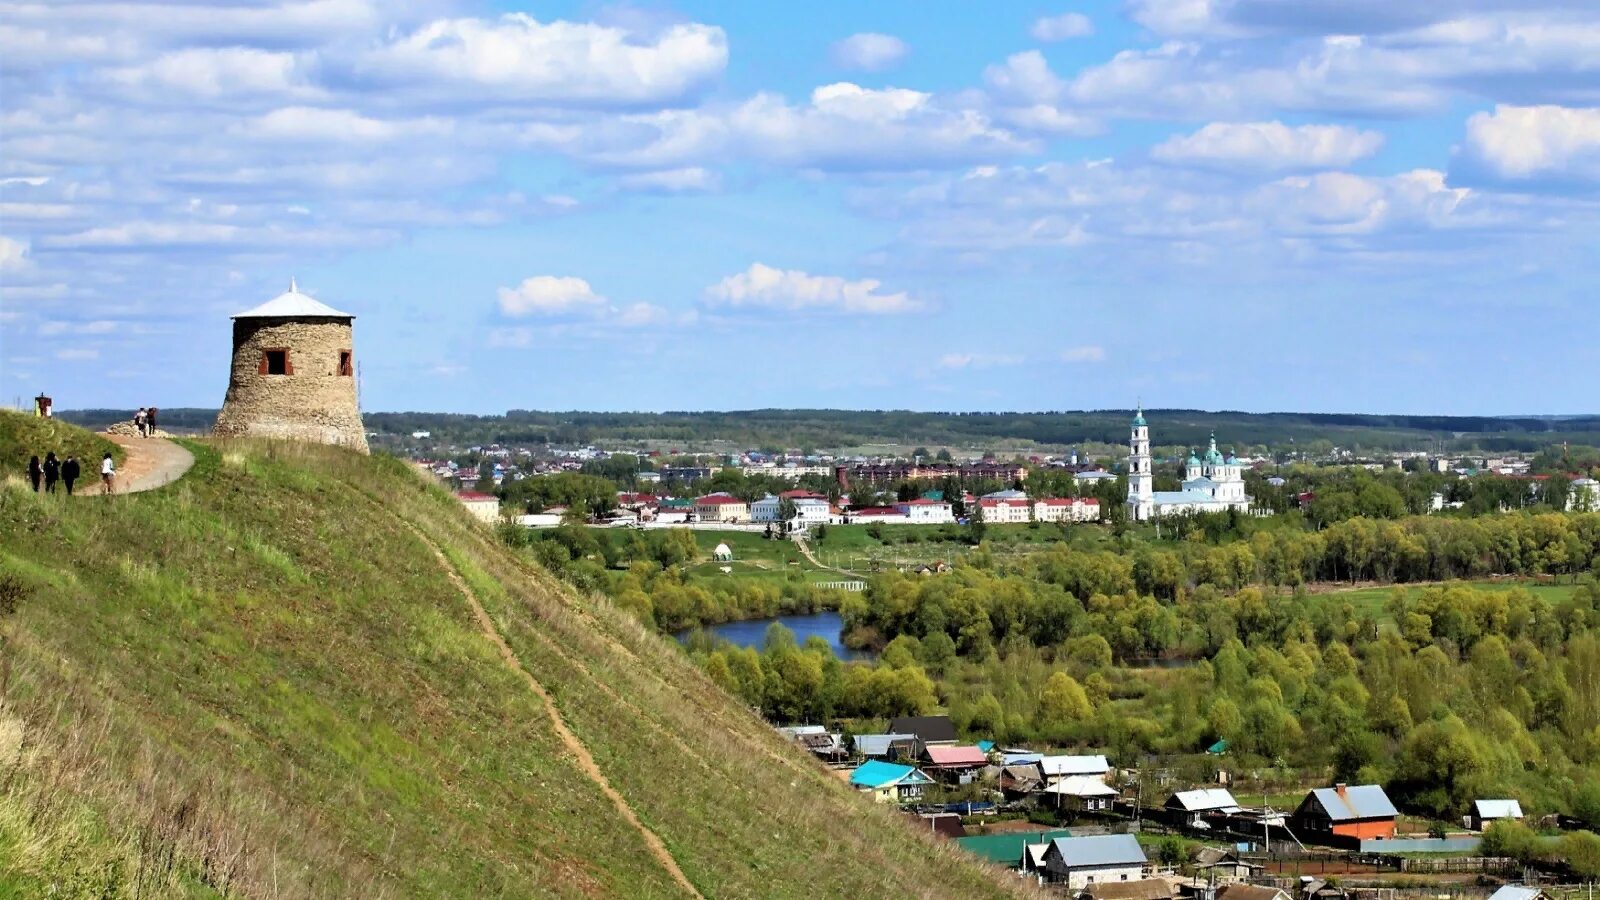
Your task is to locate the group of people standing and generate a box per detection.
[134,407,159,437]
[25,452,101,495]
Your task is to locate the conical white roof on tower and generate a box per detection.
[233,278,353,319]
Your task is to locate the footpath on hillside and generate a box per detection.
[793,536,859,576]
[401,518,703,897]
[93,433,195,495]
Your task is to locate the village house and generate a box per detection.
[894,498,956,523]
[1165,788,1242,829]
[849,760,933,804]
[776,725,849,764]
[1471,799,1524,831]
[1291,783,1397,842]
[1000,764,1044,797]
[1192,846,1265,883]
[1042,775,1119,813]
[1034,497,1101,523]
[1487,887,1552,900]
[693,492,750,523]
[1084,879,1178,900]
[1039,833,1148,889]
[852,733,918,761]
[888,715,958,750]
[848,506,909,524]
[922,745,989,784]
[978,496,1033,523]
[454,491,501,524]
[1216,884,1293,900]
[1037,754,1112,789]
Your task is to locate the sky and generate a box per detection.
[2,0,1599,416]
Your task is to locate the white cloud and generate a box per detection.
[582,82,1032,171]
[938,352,1025,369]
[1031,13,1094,42]
[1152,121,1385,171]
[1061,345,1106,363]
[235,107,452,144]
[38,320,118,336]
[981,51,1102,136]
[497,276,607,317]
[55,348,100,361]
[100,47,321,102]
[0,236,31,272]
[705,263,919,315]
[351,14,728,107]
[831,33,909,71]
[39,222,243,250]
[1461,104,1600,182]
[615,167,721,193]
[495,276,673,328]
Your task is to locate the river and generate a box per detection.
[674,610,877,662]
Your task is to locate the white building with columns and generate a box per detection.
[1126,409,1254,521]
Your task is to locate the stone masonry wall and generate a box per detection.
[213,317,369,453]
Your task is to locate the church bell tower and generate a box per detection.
[1126,406,1153,522]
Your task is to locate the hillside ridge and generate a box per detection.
[0,422,1023,898]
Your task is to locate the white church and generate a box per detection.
[1126,408,1254,521]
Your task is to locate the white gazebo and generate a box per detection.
[713,543,733,562]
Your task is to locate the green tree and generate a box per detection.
[1560,830,1600,880]
[1039,671,1092,723]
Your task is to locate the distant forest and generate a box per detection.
[57,407,1600,453]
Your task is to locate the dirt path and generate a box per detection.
[408,524,702,898]
[91,434,194,495]
[793,536,857,575]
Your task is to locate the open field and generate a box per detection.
[1321,580,1580,621]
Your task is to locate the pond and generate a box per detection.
[674,610,877,662]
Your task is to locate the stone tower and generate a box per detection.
[213,280,369,453]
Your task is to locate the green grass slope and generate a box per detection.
[0,426,1022,898]
[0,409,121,477]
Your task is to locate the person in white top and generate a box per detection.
[101,452,116,494]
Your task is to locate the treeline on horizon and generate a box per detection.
[58,407,1600,453]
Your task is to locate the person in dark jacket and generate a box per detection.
[43,452,60,493]
[147,406,159,435]
[27,455,42,492]
[62,455,81,495]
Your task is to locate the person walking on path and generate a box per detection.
[134,408,148,438]
[27,455,42,492]
[62,455,80,495]
[43,452,60,493]
[147,406,159,436]
[101,452,116,494]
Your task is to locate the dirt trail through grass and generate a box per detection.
[793,535,857,575]
[90,434,194,494]
[407,521,704,898]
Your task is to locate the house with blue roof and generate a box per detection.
[1039,833,1148,889]
[849,760,933,804]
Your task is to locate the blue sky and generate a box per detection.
[3,0,1599,415]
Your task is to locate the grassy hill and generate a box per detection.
[0,423,1023,897]
[0,409,121,477]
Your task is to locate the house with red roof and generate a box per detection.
[978,497,1032,524]
[894,498,955,523]
[922,745,991,784]
[1034,497,1101,523]
[849,506,908,524]
[693,493,750,523]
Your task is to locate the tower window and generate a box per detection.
[261,348,291,375]
[338,350,353,376]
